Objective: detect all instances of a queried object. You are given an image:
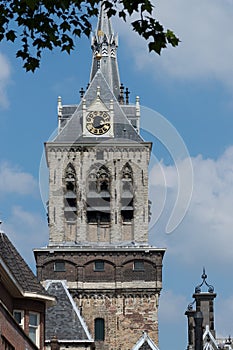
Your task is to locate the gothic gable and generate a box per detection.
[132,332,160,350]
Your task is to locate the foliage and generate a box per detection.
[0,0,180,72]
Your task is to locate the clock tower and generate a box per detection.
[35,3,165,350]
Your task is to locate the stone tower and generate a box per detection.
[185,269,217,350]
[34,4,165,350]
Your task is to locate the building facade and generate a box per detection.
[34,4,165,350]
[0,231,54,350]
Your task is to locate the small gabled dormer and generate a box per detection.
[82,86,114,138]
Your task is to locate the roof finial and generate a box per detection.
[89,1,120,99]
[125,87,130,105]
[119,83,124,104]
[195,268,214,293]
[79,87,85,99]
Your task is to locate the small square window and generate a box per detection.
[96,150,104,160]
[54,261,65,272]
[134,260,144,271]
[13,310,24,328]
[94,260,105,271]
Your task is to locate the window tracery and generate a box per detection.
[86,165,111,223]
[121,163,134,222]
[64,164,77,221]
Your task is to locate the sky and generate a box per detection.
[0,0,233,348]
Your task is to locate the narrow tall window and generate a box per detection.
[95,318,105,341]
[29,312,40,346]
[121,163,134,222]
[87,165,111,223]
[64,163,77,221]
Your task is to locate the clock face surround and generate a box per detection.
[86,111,111,135]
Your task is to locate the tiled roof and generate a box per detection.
[45,281,93,342]
[0,232,48,295]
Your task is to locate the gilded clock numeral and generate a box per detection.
[86,112,111,135]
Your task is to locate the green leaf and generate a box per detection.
[23,57,40,72]
[6,30,17,42]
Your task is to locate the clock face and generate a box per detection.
[86,111,111,135]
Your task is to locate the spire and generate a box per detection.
[90,2,121,100]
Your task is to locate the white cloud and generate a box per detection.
[159,290,187,323]
[2,206,48,270]
[0,53,11,108]
[0,162,37,196]
[117,0,233,89]
[216,295,233,338]
[149,145,233,267]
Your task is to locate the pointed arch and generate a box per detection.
[121,163,134,222]
[97,165,110,193]
[64,163,77,221]
[86,164,111,224]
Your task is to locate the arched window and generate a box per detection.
[121,163,134,222]
[86,165,111,223]
[95,318,105,341]
[64,164,77,221]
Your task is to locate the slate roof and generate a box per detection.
[45,281,93,342]
[0,232,48,295]
[52,70,143,144]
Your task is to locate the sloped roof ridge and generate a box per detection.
[203,325,218,350]
[52,70,144,143]
[45,280,93,342]
[132,332,160,350]
[0,232,48,295]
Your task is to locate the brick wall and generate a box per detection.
[0,301,38,350]
[36,247,164,349]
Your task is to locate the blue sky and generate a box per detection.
[1,0,233,348]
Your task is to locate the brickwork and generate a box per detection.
[35,247,164,348]
[0,283,13,312]
[36,248,164,286]
[75,294,159,350]
[0,301,38,350]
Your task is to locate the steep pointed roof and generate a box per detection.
[52,70,143,144]
[45,281,93,343]
[90,2,120,100]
